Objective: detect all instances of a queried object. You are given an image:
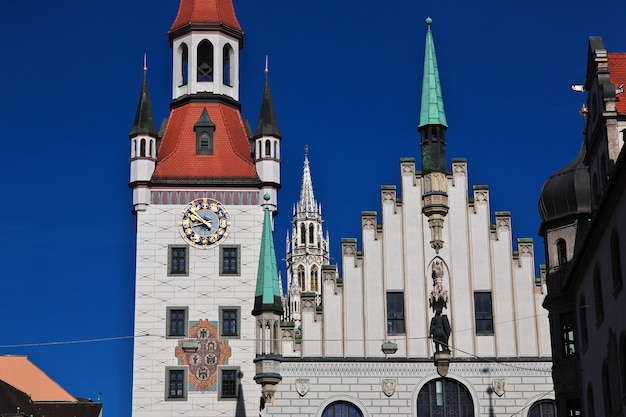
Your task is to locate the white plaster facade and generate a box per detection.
[268,158,553,417]
[131,192,265,417]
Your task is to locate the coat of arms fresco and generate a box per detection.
[175,319,231,391]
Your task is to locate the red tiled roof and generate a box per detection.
[152,102,259,183]
[0,356,76,402]
[608,53,626,114]
[169,0,242,36]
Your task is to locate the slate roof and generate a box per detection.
[253,77,282,139]
[169,0,243,39]
[608,53,626,114]
[151,102,259,184]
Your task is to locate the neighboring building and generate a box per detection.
[284,146,330,328]
[128,0,281,415]
[539,36,626,417]
[0,356,102,417]
[270,18,554,417]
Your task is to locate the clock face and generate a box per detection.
[179,198,231,248]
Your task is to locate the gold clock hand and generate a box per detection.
[190,211,212,229]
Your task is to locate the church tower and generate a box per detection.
[129,1,280,416]
[284,146,330,327]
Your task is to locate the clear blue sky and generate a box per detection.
[1,1,625,416]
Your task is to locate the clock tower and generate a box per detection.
[128,1,280,416]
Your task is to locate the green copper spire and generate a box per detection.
[253,194,283,315]
[419,17,447,128]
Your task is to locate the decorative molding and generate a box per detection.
[382,190,396,202]
[362,216,377,230]
[279,361,552,377]
[151,190,259,205]
[452,162,467,176]
[474,190,488,203]
[342,243,357,257]
[519,243,533,257]
[497,217,510,230]
[401,162,415,176]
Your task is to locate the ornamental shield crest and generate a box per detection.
[382,379,397,397]
[295,378,310,397]
[492,379,506,397]
[175,319,231,391]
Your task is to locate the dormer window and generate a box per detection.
[194,108,215,155]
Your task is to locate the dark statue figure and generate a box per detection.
[430,307,451,353]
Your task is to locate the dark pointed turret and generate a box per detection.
[254,75,282,139]
[129,71,158,138]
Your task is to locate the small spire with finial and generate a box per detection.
[143,53,148,73]
[304,144,309,157]
[265,55,269,75]
[425,17,432,29]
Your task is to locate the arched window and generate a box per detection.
[265,140,271,157]
[180,43,189,86]
[556,239,567,266]
[611,230,623,291]
[602,361,612,416]
[222,44,233,86]
[311,267,318,293]
[274,140,279,159]
[298,266,305,292]
[579,294,588,349]
[140,139,146,157]
[594,265,604,324]
[620,334,626,402]
[133,139,137,157]
[417,378,474,416]
[528,400,556,417]
[197,40,214,82]
[309,224,314,244]
[300,224,306,245]
[322,401,363,417]
[149,140,154,158]
[587,384,595,417]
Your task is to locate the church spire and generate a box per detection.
[298,145,317,214]
[419,17,447,129]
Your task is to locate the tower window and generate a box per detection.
[197,40,214,82]
[140,139,146,157]
[310,267,318,292]
[309,224,314,244]
[218,367,239,400]
[300,224,306,245]
[165,367,187,401]
[556,239,567,266]
[220,307,240,338]
[223,44,233,86]
[168,245,188,276]
[220,246,240,275]
[386,292,405,334]
[166,307,188,338]
[265,139,271,157]
[179,43,189,86]
[298,266,305,291]
[474,292,493,334]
